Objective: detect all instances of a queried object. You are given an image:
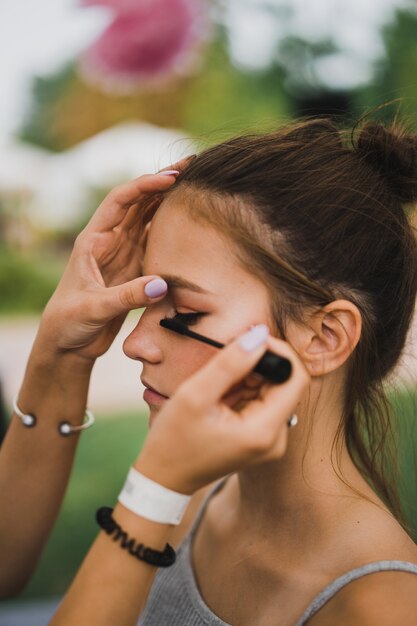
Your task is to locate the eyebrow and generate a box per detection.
[160,274,212,294]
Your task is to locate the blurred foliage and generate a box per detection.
[20,7,417,156]
[276,35,339,94]
[10,3,417,320]
[354,8,417,127]
[391,388,417,536]
[19,411,148,600]
[179,28,291,140]
[19,6,417,154]
[19,64,77,152]
[19,33,290,152]
[63,184,114,239]
[0,246,61,314]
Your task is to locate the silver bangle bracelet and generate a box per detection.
[13,396,95,437]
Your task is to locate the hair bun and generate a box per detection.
[356,122,417,204]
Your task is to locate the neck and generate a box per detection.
[232,379,382,545]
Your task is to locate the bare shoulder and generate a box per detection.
[307,501,417,625]
[308,565,417,626]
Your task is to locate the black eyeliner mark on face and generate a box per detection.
[162,312,207,327]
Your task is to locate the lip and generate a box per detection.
[141,378,169,406]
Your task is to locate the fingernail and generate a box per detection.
[158,170,180,177]
[239,324,269,352]
[144,278,168,299]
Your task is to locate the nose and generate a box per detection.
[123,307,163,364]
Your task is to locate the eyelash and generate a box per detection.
[163,311,206,327]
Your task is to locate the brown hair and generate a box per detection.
[146,118,417,526]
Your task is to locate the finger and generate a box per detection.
[158,154,196,174]
[122,159,193,231]
[87,173,178,234]
[239,339,309,434]
[138,220,151,259]
[240,382,300,435]
[98,275,168,319]
[119,201,141,230]
[121,190,163,232]
[178,325,271,410]
[242,372,265,389]
[222,385,263,409]
[222,376,264,404]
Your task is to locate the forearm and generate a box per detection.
[49,504,171,626]
[0,331,94,597]
[0,171,176,599]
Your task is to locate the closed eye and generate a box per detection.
[163,312,207,327]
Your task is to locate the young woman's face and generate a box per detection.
[123,197,272,425]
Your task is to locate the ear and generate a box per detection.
[287,300,362,377]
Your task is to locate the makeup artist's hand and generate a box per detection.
[35,165,186,363]
[135,325,310,495]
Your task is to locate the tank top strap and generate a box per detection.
[186,475,230,542]
[294,560,417,625]
[179,479,417,626]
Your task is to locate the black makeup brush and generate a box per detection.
[160,318,292,384]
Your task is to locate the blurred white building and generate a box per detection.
[0,122,193,231]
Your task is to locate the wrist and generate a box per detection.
[118,466,192,526]
[112,503,172,552]
[134,450,197,496]
[28,327,95,377]
[17,335,94,428]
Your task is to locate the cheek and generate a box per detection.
[164,340,218,392]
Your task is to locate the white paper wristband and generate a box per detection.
[118,467,192,525]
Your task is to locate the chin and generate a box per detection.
[148,406,160,428]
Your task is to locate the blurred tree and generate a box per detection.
[0,245,60,313]
[277,36,339,94]
[20,2,417,153]
[181,28,291,141]
[354,8,417,127]
[273,35,352,118]
[20,65,77,151]
[19,33,290,151]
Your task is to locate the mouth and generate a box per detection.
[141,378,169,406]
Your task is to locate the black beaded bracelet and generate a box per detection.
[96,506,176,568]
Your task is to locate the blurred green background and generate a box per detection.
[0,0,417,610]
[20,411,149,600]
[3,2,417,314]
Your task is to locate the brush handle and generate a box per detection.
[159,318,292,384]
[254,351,292,384]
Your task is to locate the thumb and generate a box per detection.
[101,276,168,318]
[178,325,271,411]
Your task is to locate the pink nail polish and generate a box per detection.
[145,278,168,299]
[239,325,269,352]
[158,170,180,177]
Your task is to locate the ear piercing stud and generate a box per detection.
[287,414,298,428]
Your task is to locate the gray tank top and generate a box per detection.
[138,478,417,625]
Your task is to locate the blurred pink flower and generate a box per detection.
[79,0,209,91]
[81,0,152,11]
